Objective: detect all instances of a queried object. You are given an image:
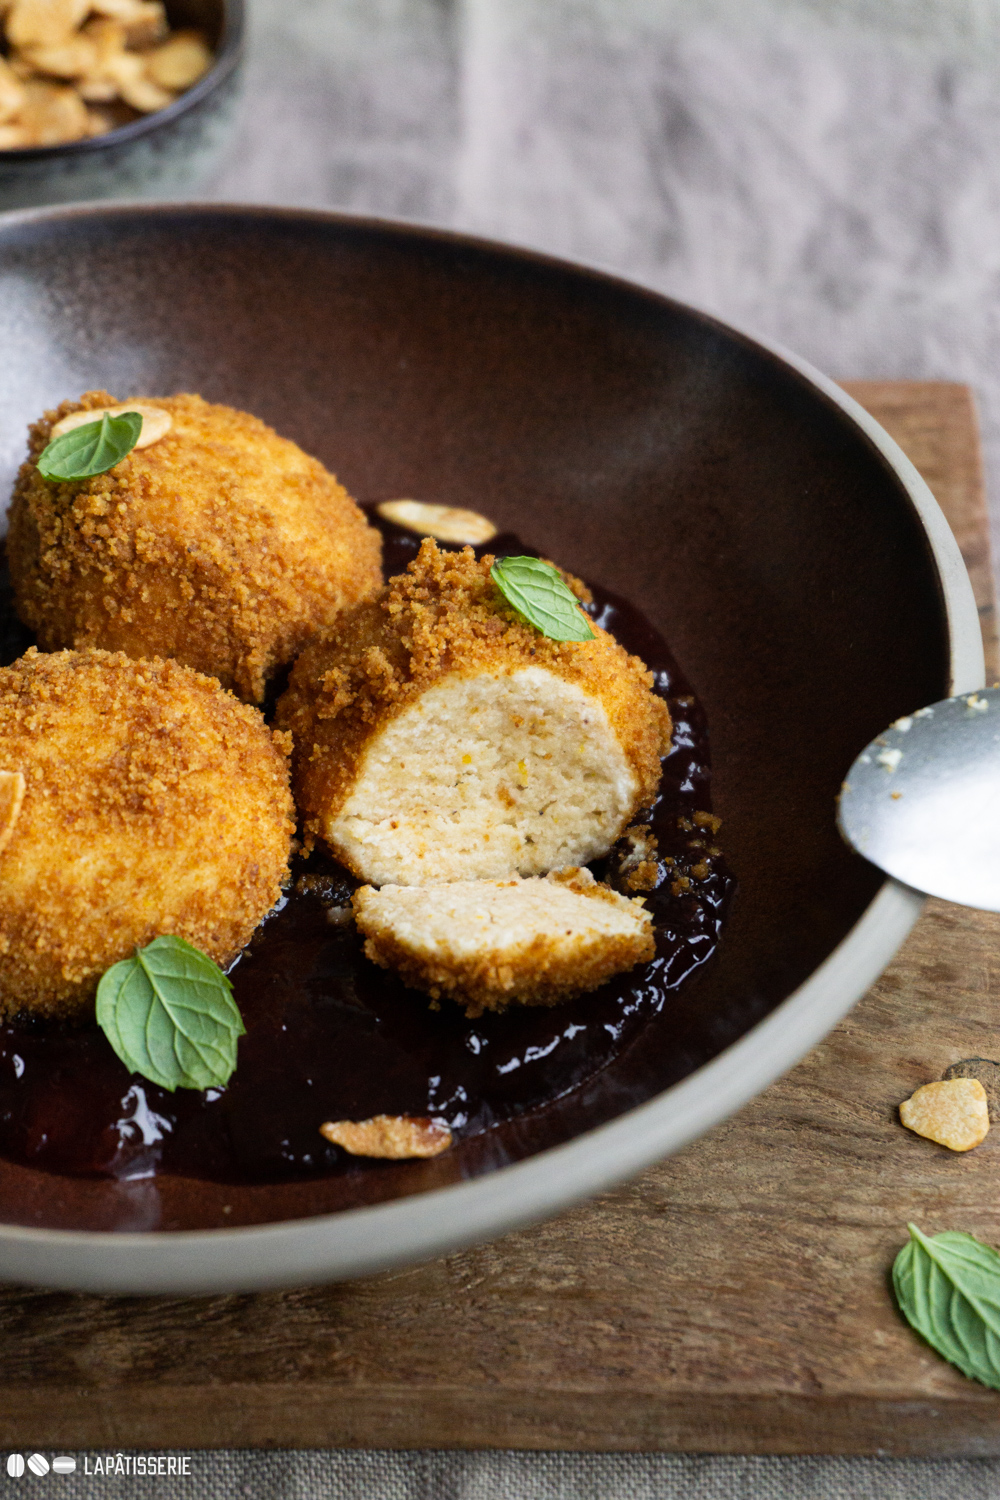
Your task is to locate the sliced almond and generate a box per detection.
[18,79,89,145]
[0,123,30,148]
[117,69,174,113]
[899,1077,990,1152]
[82,14,127,58]
[0,771,25,857]
[77,74,118,102]
[88,0,166,49]
[319,1114,452,1159]
[102,49,172,111]
[75,17,125,99]
[0,56,27,122]
[20,36,99,80]
[6,53,36,80]
[50,401,173,448]
[144,29,211,90]
[376,499,498,546]
[6,0,89,49]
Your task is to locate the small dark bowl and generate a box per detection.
[0,0,243,212]
[0,205,982,1292]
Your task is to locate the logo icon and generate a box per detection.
[26,1455,49,1477]
[52,1457,76,1475]
[5,1455,24,1477]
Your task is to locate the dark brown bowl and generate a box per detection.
[0,204,981,1293]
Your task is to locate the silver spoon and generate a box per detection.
[838,687,1000,911]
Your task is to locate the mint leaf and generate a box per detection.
[37,409,142,481]
[490,556,595,642]
[96,936,245,1092]
[893,1223,1000,1389]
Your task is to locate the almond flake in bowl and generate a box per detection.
[376,499,498,546]
[320,1115,452,1160]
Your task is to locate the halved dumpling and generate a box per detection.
[327,665,642,884]
[278,540,672,885]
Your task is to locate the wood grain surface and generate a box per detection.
[1,383,997,1457]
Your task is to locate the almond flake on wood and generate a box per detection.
[899,1077,990,1152]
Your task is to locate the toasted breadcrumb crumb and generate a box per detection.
[615,824,660,891]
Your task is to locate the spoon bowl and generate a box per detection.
[838,687,1000,910]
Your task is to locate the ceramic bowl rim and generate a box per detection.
[0,0,244,164]
[0,201,983,1294]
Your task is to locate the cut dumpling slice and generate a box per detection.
[278,539,672,885]
[329,666,639,884]
[353,868,655,1016]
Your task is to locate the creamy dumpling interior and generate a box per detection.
[331,667,642,885]
[278,538,671,887]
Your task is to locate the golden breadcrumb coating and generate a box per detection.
[278,540,671,882]
[8,392,383,703]
[0,648,294,1020]
[353,868,655,1017]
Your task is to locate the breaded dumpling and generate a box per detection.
[278,540,672,885]
[0,648,294,1020]
[8,392,383,703]
[353,869,655,1016]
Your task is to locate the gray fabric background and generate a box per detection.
[13,0,1000,1494]
[207,0,1000,547]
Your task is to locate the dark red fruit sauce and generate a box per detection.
[0,517,734,1184]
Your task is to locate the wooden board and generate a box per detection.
[1,383,998,1458]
